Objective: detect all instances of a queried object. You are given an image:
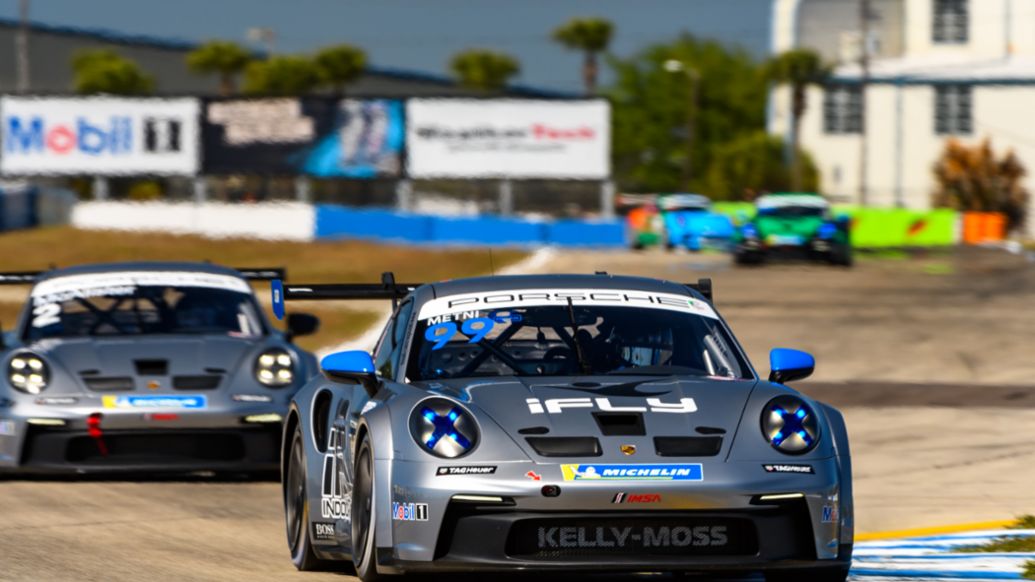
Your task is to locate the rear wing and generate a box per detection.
[688,278,713,302]
[271,272,420,320]
[0,266,287,285]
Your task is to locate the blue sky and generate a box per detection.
[2,0,773,91]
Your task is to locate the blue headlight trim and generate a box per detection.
[817,222,837,239]
[761,396,820,455]
[742,223,759,239]
[419,406,472,450]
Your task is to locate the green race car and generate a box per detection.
[734,194,852,266]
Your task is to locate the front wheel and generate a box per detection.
[766,565,849,582]
[285,425,335,571]
[352,437,384,581]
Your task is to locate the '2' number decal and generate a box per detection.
[32,303,61,328]
[425,317,494,350]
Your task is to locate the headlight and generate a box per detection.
[760,396,819,455]
[9,353,49,394]
[742,223,759,239]
[409,398,479,458]
[817,222,837,239]
[254,349,294,387]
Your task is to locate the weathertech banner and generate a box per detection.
[405,99,610,179]
[0,97,200,176]
[201,97,403,177]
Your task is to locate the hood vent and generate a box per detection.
[172,375,222,390]
[526,437,601,458]
[593,412,645,436]
[654,436,723,457]
[134,359,168,376]
[83,377,134,392]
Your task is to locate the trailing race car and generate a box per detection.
[277,272,853,581]
[659,194,735,252]
[0,262,319,474]
[734,194,852,266]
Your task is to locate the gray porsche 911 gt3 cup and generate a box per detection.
[0,262,319,474]
[276,273,853,581]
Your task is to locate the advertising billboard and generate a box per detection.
[405,99,611,179]
[0,97,200,176]
[201,98,403,177]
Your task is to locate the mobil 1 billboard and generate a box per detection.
[0,97,199,175]
[201,98,403,177]
[405,99,611,180]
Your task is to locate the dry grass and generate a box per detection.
[0,227,526,350]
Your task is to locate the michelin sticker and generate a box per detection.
[561,464,703,482]
[101,395,206,409]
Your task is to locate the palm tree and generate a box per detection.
[449,49,520,92]
[766,48,830,191]
[71,49,155,95]
[552,17,614,95]
[186,40,252,96]
[242,55,321,96]
[313,44,367,96]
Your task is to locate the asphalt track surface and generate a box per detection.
[2,247,1034,581]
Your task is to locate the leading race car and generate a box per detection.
[277,273,853,581]
[0,262,319,474]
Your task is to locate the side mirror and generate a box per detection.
[286,312,319,339]
[768,348,815,384]
[321,350,379,395]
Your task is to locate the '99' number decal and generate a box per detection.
[425,317,494,350]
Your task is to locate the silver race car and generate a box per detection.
[0,262,319,474]
[276,273,853,581]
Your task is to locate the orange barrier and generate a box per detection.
[962,212,1006,244]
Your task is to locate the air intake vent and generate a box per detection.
[593,412,645,436]
[83,377,134,391]
[526,437,601,457]
[134,359,168,375]
[654,436,723,457]
[172,375,222,390]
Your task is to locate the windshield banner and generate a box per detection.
[31,271,251,304]
[417,288,718,322]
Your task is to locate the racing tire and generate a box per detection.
[352,437,385,581]
[828,245,854,268]
[765,565,849,582]
[285,426,336,571]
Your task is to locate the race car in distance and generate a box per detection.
[277,273,853,581]
[734,193,852,266]
[0,262,319,474]
[659,194,735,252]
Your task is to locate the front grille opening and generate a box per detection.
[172,375,222,390]
[65,433,246,463]
[526,437,601,457]
[83,377,134,391]
[134,359,168,375]
[593,412,645,436]
[653,436,723,457]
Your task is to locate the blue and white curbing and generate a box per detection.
[852,529,1035,581]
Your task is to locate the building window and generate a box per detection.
[823,84,863,134]
[933,0,968,43]
[934,85,972,135]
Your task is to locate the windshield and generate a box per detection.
[406,289,751,380]
[758,206,827,219]
[24,271,265,341]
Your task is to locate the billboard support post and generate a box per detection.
[192,177,208,204]
[499,179,514,215]
[600,180,615,219]
[395,179,413,211]
[92,177,109,201]
[294,176,311,203]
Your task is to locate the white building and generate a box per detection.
[769,0,1035,213]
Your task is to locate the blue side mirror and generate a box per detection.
[769,348,815,384]
[321,351,379,393]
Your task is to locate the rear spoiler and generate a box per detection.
[272,272,420,320]
[688,278,713,302]
[0,266,287,285]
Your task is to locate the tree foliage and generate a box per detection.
[608,34,768,193]
[242,56,321,96]
[552,17,614,94]
[449,49,520,92]
[765,48,829,191]
[313,44,367,95]
[71,49,155,95]
[704,132,819,200]
[933,138,1029,229]
[186,40,252,95]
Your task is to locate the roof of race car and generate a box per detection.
[418,273,701,302]
[32,261,246,283]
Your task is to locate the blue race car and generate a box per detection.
[659,195,735,252]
